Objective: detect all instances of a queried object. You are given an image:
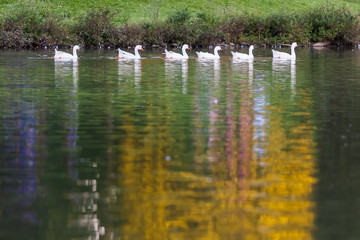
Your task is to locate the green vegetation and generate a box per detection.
[0,0,359,48]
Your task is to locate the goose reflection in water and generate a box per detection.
[207,59,222,162]
[291,61,296,94]
[213,59,220,86]
[272,59,296,95]
[182,60,188,94]
[54,58,105,239]
[164,59,188,94]
[196,58,221,88]
[54,58,79,156]
[232,59,254,84]
[55,59,79,149]
[118,59,142,91]
[134,59,141,88]
[54,59,79,88]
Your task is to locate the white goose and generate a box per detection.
[231,45,254,61]
[164,44,190,59]
[117,45,144,59]
[196,46,222,60]
[54,45,80,60]
[272,42,297,60]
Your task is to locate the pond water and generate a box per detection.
[1,46,360,240]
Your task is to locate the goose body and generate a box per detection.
[231,45,254,61]
[164,44,190,59]
[117,45,144,59]
[272,42,297,60]
[196,46,222,60]
[54,45,80,59]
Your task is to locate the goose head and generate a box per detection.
[291,42,298,48]
[214,46,222,52]
[73,45,81,51]
[249,45,254,51]
[183,44,190,50]
[135,45,144,51]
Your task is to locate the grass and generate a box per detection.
[1,0,360,23]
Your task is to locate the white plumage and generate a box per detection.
[164,44,190,59]
[272,42,297,60]
[54,45,80,60]
[196,46,222,60]
[231,45,254,61]
[117,45,144,59]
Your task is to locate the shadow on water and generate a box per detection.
[311,49,360,239]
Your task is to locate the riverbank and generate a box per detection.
[0,1,359,48]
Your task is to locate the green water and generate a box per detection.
[1,46,360,240]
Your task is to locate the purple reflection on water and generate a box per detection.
[1,101,39,229]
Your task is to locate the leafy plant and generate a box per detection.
[74,8,119,47]
[0,1,359,48]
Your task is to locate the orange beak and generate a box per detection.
[140,48,144,51]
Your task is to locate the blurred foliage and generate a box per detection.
[0,2,358,48]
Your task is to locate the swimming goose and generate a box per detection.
[272,42,297,60]
[231,45,254,61]
[54,45,80,59]
[196,46,222,60]
[117,45,144,59]
[164,44,190,59]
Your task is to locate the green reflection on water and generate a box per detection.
[1,47,360,240]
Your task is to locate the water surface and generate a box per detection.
[1,46,360,240]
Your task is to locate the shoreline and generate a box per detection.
[1,42,356,50]
[1,39,357,50]
[2,42,356,53]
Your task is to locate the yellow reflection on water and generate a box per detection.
[110,61,317,240]
[254,94,317,240]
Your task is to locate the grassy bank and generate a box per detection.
[0,0,359,48]
[2,0,360,23]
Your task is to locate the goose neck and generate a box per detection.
[134,48,141,58]
[73,48,78,58]
[291,46,296,59]
[249,48,254,59]
[214,48,220,58]
[182,47,189,58]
